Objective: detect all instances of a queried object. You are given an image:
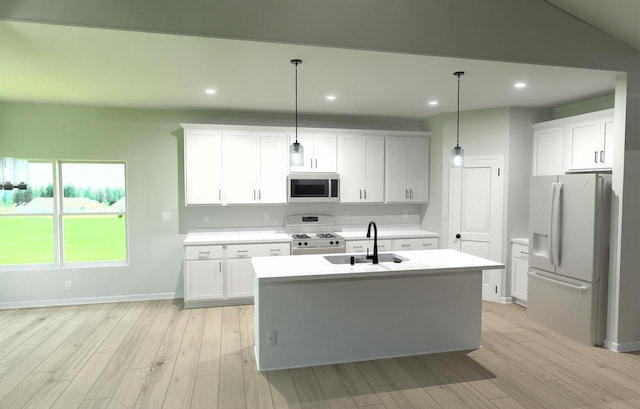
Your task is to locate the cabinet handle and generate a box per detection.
[198,251,210,259]
[594,151,598,163]
[219,263,222,272]
[409,189,413,199]
[237,250,248,257]
[310,159,313,168]
[270,249,280,255]
[422,243,432,247]
[353,245,363,250]
[364,189,367,200]
[315,159,318,168]
[520,251,529,256]
[253,190,256,200]
[379,245,386,250]
[359,189,362,199]
[401,244,411,248]
[405,189,408,199]
[600,150,604,163]
[258,189,261,200]
[218,189,221,201]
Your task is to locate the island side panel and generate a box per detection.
[255,270,482,371]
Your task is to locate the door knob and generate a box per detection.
[455,234,461,239]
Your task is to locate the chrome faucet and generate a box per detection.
[366,221,378,264]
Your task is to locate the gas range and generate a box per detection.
[285,215,346,255]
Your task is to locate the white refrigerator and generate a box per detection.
[527,173,611,346]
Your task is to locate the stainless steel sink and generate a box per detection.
[324,253,408,264]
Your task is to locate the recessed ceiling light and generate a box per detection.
[326,95,336,101]
[514,82,527,89]
[428,100,439,106]
[205,88,217,95]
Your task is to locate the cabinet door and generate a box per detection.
[363,136,385,202]
[532,127,564,175]
[258,134,287,203]
[566,121,602,171]
[338,135,366,202]
[226,258,255,298]
[184,130,222,205]
[511,257,528,303]
[289,134,315,172]
[185,259,223,301]
[406,138,429,202]
[224,133,259,203]
[384,137,409,202]
[601,120,614,169]
[313,134,337,172]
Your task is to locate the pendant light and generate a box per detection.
[450,71,465,168]
[289,59,304,166]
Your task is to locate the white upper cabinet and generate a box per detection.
[184,129,223,205]
[532,109,614,175]
[532,126,564,176]
[223,131,287,204]
[338,135,385,203]
[385,137,429,203]
[289,133,337,173]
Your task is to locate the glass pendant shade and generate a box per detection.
[289,141,304,166]
[450,146,464,168]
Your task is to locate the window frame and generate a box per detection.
[0,160,129,270]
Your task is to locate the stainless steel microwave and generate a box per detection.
[287,173,340,203]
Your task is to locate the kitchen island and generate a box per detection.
[252,249,503,371]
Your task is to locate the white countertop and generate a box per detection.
[183,231,291,245]
[511,237,529,246]
[184,226,438,245]
[337,228,439,240]
[252,249,503,282]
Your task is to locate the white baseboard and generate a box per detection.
[604,339,640,352]
[0,292,181,310]
[499,296,513,304]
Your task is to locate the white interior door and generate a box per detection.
[450,156,504,302]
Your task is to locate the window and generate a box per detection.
[0,162,55,265]
[0,161,127,267]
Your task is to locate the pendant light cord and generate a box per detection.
[455,71,464,149]
[291,59,302,144]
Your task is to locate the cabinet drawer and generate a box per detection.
[512,243,529,261]
[346,239,393,253]
[185,245,223,260]
[226,242,291,258]
[393,238,439,251]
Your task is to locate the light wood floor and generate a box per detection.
[1,300,640,409]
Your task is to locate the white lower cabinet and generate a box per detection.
[346,239,393,254]
[184,245,224,304]
[511,242,529,306]
[392,238,439,251]
[184,242,290,307]
[346,237,438,254]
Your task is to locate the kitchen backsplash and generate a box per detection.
[180,203,424,233]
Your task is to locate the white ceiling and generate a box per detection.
[547,0,640,52]
[1,20,618,119]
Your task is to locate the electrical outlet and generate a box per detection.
[266,330,277,345]
[203,213,210,223]
[64,280,72,290]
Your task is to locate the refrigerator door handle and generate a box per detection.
[549,183,562,266]
[528,271,587,291]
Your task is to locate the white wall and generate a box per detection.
[0,102,424,307]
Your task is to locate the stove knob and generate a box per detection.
[304,242,308,246]
[336,240,339,245]
[330,241,334,245]
[298,242,302,246]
